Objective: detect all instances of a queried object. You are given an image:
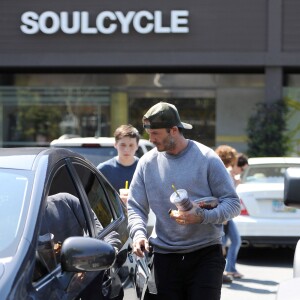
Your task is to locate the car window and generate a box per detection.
[135,144,154,158]
[135,146,144,158]
[32,229,57,282]
[51,139,153,166]
[242,164,300,183]
[145,144,154,152]
[100,175,124,218]
[33,164,89,282]
[63,146,117,166]
[73,163,120,228]
[0,170,32,257]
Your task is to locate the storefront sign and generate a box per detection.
[20,10,189,35]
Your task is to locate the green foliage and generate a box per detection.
[285,97,300,156]
[246,100,289,157]
[17,104,61,141]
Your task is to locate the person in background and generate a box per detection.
[127,102,241,300]
[232,153,249,186]
[43,193,121,250]
[215,145,245,280]
[97,124,140,204]
[97,124,140,293]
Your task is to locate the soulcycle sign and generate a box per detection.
[20,10,189,35]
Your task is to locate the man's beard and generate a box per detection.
[157,135,175,152]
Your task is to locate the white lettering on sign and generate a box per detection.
[20,10,189,35]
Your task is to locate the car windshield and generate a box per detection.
[63,146,117,166]
[242,164,300,184]
[0,169,32,257]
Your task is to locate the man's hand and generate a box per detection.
[132,237,149,257]
[169,202,205,225]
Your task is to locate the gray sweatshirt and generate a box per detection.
[127,140,241,254]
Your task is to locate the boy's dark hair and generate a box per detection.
[237,153,249,167]
[114,124,140,143]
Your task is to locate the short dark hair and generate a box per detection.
[237,153,248,167]
[114,124,140,144]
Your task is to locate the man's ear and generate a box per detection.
[171,126,178,135]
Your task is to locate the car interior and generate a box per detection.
[32,161,118,284]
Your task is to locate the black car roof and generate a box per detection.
[0,148,85,171]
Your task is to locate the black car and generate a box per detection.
[0,147,130,300]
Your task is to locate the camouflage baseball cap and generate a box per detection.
[143,102,192,130]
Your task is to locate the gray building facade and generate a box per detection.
[0,0,299,154]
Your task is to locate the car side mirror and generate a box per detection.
[284,168,300,208]
[61,236,116,272]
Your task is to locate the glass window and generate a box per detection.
[56,146,117,166]
[129,98,216,146]
[0,170,32,257]
[135,146,145,158]
[0,72,264,151]
[242,164,300,183]
[283,74,300,156]
[48,164,80,198]
[33,228,57,282]
[73,163,120,228]
[100,176,124,219]
[145,145,154,152]
[0,85,110,147]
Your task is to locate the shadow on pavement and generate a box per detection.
[224,279,278,295]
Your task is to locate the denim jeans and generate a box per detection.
[151,244,225,300]
[223,219,241,273]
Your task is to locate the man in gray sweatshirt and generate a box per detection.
[127,102,240,300]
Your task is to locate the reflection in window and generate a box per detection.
[129,98,216,146]
[1,86,110,147]
[57,146,117,167]
[243,164,300,183]
[101,177,123,218]
[33,231,57,282]
[74,163,116,228]
[0,171,28,254]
